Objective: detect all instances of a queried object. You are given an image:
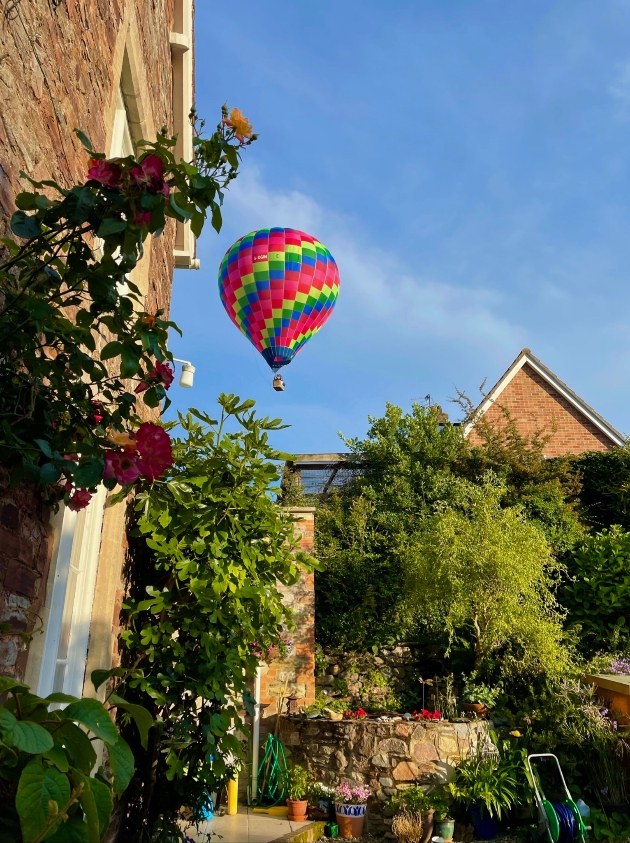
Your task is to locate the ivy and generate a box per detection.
[114,396,317,840]
[0,107,256,510]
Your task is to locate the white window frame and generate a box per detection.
[37,485,108,699]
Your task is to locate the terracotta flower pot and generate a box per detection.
[463,702,489,716]
[336,803,366,839]
[287,798,308,822]
[421,808,435,843]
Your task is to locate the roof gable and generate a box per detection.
[464,349,625,448]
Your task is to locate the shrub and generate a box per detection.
[0,671,151,843]
[561,526,630,656]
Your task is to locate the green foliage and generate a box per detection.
[575,445,630,531]
[389,785,451,817]
[0,108,254,507]
[561,526,630,656]
[115,396,316,840]
[590,807,630,841]
[315,403,467,649]
[457,405,584,555]
[287,765,312,801]
[314,643,328,677]
[462,682,500,708]
[0,672,151,843]
[403,475,569,676]
[448,737,519,820]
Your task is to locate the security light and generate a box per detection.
[173,358,195,388]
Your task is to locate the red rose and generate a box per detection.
[133,209,152,227]
[130,154,170,197]
[135,360,174,394]
[88,158,122,187]
[68,488,92,511]
[135,422,173,481]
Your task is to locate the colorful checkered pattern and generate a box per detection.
[218,227,340,371]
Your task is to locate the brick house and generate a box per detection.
[466,348,625,454]
[0,1,197,703]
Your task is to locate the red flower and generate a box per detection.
[135,422,173,481]
[133,209,152,227]
[68,488,92,511]
[88,158,122,187]
[103,449,142,485]
[135,360,174,394]
[90,400,104,425]
[130,154,170,197]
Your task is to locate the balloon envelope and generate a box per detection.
[218,227,340,371]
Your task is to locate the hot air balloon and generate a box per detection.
[218,227,340,389]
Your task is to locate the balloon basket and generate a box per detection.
[273,374,285,391]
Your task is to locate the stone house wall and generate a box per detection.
[280,716,490,837]
[0,0,182,681]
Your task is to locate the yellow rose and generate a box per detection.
[223,108,254,142]
[107,429,137,451]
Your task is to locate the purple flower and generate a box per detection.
[610,658,630,675]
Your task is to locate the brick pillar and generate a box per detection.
[258,507,316,738]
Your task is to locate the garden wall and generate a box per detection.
[279,716,490,837]
[317,645,429,710]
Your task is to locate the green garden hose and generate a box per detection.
[257,734,289,806]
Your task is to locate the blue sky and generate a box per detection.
[168,0,630,453]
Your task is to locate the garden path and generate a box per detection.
[183,806,311,842]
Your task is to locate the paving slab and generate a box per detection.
[182,806,311,843]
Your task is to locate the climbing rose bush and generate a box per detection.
[0,106,256,510]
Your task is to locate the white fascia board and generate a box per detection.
[464,353,625,447]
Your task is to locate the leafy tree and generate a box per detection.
[402,475,569,677]
[114,396,316,841]
[315,403,466,649]
[457,406,584,555]
[560,526,630,656]
[574,446,630,531]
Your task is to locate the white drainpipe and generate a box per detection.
[251,664,262,803]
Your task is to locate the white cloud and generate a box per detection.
[224,169,526,355]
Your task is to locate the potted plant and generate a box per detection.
[335,781,371,839]
[389,786,437,843]
[462,682,499,716]
[392,809,425,843]
[448,750,518,840]
[308,781,336,820]
[287,765,312,822]
[430,792,456,843]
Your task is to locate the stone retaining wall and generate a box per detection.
[317,645,444,711]
[279,716,490,837]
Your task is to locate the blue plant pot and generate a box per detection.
[470,804,497,840]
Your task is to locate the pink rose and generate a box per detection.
[135,422,173,481]
[130,154,170,197]
[68,488,92,511]
[104,449,142,485]
[88,158,122,187]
